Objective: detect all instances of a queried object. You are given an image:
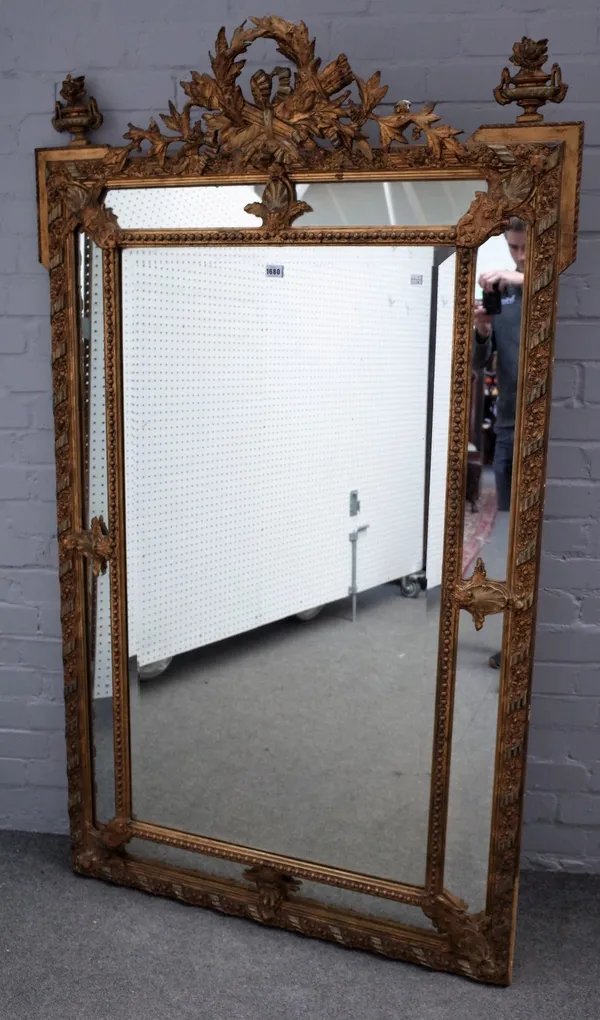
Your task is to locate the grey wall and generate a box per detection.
[1,0,599,867]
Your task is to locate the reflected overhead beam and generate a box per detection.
[402,182,428,225]
[326,184,349,225]
[442,183,461,223]
[382,182,397,226]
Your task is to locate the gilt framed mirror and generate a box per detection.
[37,17,582,984]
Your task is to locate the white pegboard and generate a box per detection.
[122,245,437,667]
[426,252,456,590]
[85,240,113,700]
[105,185,260,229]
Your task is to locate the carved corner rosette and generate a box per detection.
[423,893,497,981]
[454,558,524,631]
[61,515,113,577]
[52,73,103,146]
[46,166,121,248]
[75,818,133,874]
[494,38,568,124]
[243,865,301,921]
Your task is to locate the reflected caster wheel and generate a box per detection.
[398,576,421,599]
[296,606,324,621]
[138,657,173,680]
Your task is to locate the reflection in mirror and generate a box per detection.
[299,180,486,227]
[445,224,527,912]
[105,179,486,230]
[128,838,433,929]
[444,609,505,914]
[78,234,114,823]
[118,241,460,892]
[463,222,526,600]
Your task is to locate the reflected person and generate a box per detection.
[472,217,526,669]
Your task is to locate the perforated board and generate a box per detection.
[106,185,260,229]
[86,242,114,699]
[122,246,436,667]
[426,253,456,590]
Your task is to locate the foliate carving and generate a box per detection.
[454,558,523,631]
[494,38,568,123]
[52,74,103,146]
[61,516,113,577]
[423,894,496,981]
[46,167,120,247]
[456,144,558,247]
[100,16,470,174]
[244,171,312,228]
[99,817,133,850]
[243,865,301,921]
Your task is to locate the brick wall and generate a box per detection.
[1,0,599,866]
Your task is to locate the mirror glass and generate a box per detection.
[78,234,114,824]
[105,179,486,230]
[446,226,526,912]
[85,180,511,912]
[117,234,459,890]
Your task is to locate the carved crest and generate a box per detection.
[61,515,113,577]
[494,37,568,123]
[244,865,301,921]
[454,558,524,631]
[99,15,470,175]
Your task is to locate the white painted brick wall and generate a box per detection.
[1,0,599,870]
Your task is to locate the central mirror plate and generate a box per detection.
[115,240,457,888]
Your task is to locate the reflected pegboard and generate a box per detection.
[106,185,260,230]
[122,246,435,666]
[87,242,113,699]
[426,253,456,590]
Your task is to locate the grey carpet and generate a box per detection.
[93,509,509,915]
[1,831,599,1020]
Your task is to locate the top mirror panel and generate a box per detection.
[104,179,486,231]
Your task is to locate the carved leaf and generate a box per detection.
[355,72,389,117]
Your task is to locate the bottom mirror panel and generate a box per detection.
[126,838,433,930]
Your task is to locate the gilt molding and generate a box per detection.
[453,558,524,631]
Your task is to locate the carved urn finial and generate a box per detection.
[52,74,103,146]
[494,38,568,123]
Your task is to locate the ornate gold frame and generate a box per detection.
[36,18,582,985]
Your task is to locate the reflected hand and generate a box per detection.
[474,300,492,339]
[478,269,524,292]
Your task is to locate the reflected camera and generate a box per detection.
[482,283,502,315]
